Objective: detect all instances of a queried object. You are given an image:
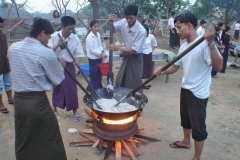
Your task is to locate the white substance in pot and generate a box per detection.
[94,98,137,113]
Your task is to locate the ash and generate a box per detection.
[94,98,137,113]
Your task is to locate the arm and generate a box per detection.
[205,25,223,72]
[40,50,65,86]
[153,64,180,76]
[74,38,85,66]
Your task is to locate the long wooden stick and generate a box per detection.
[115,36,205,106]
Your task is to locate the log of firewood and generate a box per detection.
[121,141,136,160]
[115,141,121,160]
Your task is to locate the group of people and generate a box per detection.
[0,4,224,160]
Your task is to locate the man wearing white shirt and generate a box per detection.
[234,20,240,40]
[109,5,147,90]
[168,11,179,49]
[154,12,223,160]
[48,16,84,120]
[196,20,206,36]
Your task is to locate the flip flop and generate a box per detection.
[143,85,151,90]
[170,141,190,149]
[0,108,9,114]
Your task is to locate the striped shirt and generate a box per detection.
[113,19,146,54]
[8,37,65,92]
[48,31,84,62]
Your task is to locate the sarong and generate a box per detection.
[115,53,143,90]
[14,91,67,160]
[52,62,78,111]
[88,58,102,89]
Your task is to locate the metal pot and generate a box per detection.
[83,87,148,120]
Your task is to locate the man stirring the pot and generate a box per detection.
[48,16,84,120]
[8,18,67,160]
[109,4,146,90]
[154,12,223,160]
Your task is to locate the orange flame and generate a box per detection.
[102,113,138,125]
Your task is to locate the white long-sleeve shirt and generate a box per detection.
[48,31,84,62]
[142,34,157,54]
[86,31,103,59]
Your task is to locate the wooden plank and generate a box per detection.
[85,108,93,117]
[128,141,141,156]
[134,134,161,142]
[86,118,94,123]
[121,141,136,160]
[132,137,148,144]
[69,141,94,147]
[115,141,122,160]
[80,129,94,134]
[103,141,114,160]
[86,123,93,128]
[92,139,99,148]
[79,132,98,142]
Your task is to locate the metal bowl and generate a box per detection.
[83,87,148,120]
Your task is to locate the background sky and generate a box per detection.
[6,0,87,13]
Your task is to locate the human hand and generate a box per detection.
[109,44,119,51]
[59,58,66,67]
[153,66,162,76]
[204,25,216,44]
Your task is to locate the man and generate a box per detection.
[0,17,13,114]
[196,20,206,36]
[8,18,67,160]
[109,4,147,90]
[154,13,223,160]
[234,20,240,40]
[167,11,180,49]
[48,16,84,120]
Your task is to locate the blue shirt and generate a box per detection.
[8,37,65,92]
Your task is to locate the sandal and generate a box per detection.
[8,99,14,104]
[143,85,151,90]
[170,141,191,149]
[0,107,9,114]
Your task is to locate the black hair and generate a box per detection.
[171,11,175,16]
[30,18,54,38]
[53,10,60,18]
[0,17,4,23]
[174,12,198,28]
[218,22,224,27]
[225,25,230,32]
[61,16,76,27]
[142,24,149,37]
[89,19,99,28]
[124,4,138,16]
[200,20,206,25]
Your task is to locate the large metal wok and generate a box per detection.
[83,87,148,120]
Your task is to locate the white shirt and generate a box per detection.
[142,34,157,54]
[86,31,103,59]
[168,17,175,29]
[196,26,205,36]
[113,19,147,53]
[48,31,84,62]
[175,37,221,99]
[234,23,240,30]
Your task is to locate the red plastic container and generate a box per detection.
[99,63,109,76]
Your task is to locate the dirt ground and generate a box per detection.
[1,57,240,160]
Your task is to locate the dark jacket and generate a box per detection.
[0,33,10,74]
